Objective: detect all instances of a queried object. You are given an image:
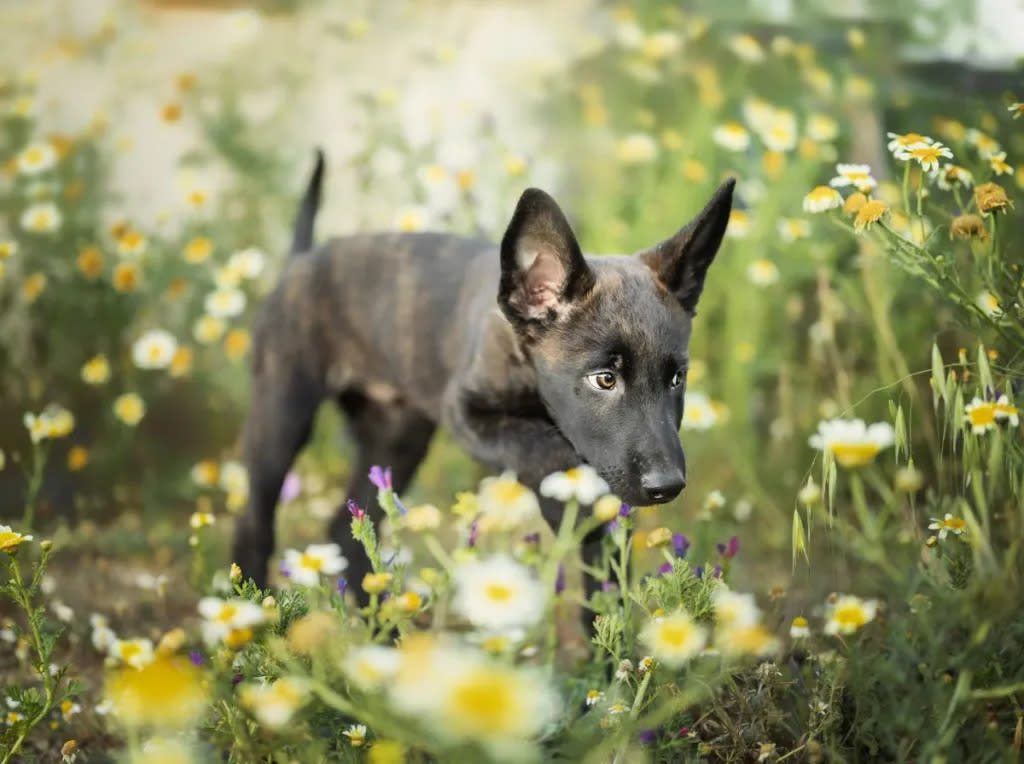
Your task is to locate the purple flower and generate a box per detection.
[712,564,722,579]
[368,465,392,491]
[278,560,291,578]
[468,519,479,548]
[336,577,348,596]
[658,561,673,575]
[522,532,541,544]
[189,649,203,666]
[618,503,632,518]
[694,564,704,578]
[717,535,739,559]
[605,519,619,534]
[394,495,408,515]
[677,726,690,737]
[279,472,301,503]
[232,673,244,686]
[555,565,566,594]
[601,580,618,593]
[673,533,690,558]
[347,499,366,520]
[639,729,658,745]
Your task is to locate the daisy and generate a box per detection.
[1008,102,1024,120]
[0,240,16,259]
[402,503,442,531]
[476,472,541,532]
[282,543,348,586]
[886,132,932,155]
[994,394,1019,425]
[109,638,154,669]
[16,142,57,174]
[727,34,765,63]
[204,288,246,319]
[715,624,780,656]
[452,554,547,631]
[0,526,33,554]
[896,141,953,172]
[116,230,147,258]
[193,315,226,344]
[198,597,265,645]
[182,237,213,264]
[190,460,219,486]
[585,689,604,706]
[809,418,895,468]
[20,202,61,233]
[342,645,402,691]
[823,595,878,635]
[391,645,559,753]
[113,394,146,426]
[790,616,810,639]
[219,461,248,495]
[711,122,750,152]
[343,724,367,747]
[111,262,141,292]
[932,164,973,190]
[758,112,798,153]
[641,30,682,62]
[928,513,967,540]
[81,355,111,384]
[803,186,842,213]
[394,206,429,233]
[539,465,609,505]
[964,397,998,433]
[615,133,658,164]
[726,209,751,238]
[239,677,308,729]
[776,218,810,242]
[189,512,215,529]
[806,114,839,142]
[829,163,877,192]
[711,587,761,628]
[641,611,707,667]
[228,247,266,279]
[132,329,178,370]
[966,129,1001,159]
[607,703,630,715]
[90,614,117,651]
[853,199,889,231]
[989,152,1012,176]
[976,290,1003,319]
[681,391,718,430]
[362,571,393,594]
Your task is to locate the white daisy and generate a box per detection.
[681,391,718,430]
[809,418,895,468]
[476,472,541,532]
[452,554,547,631]
[204,287,246,319]
[227,247,266,279]
[16,142,57,175]
[829,163,877,192]
[20,202,62,233]
[131,329,178,370]
[711,586,761,628]
[746,258,779,286]
[109,638,154,669]
[341,645,402,691]
[712,122,750,152]
[539,465,609,505]
[282,543,348,587]
[198,597,266,645]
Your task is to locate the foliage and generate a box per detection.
[1,2,1024,762]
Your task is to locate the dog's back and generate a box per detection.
[254,231,500,419]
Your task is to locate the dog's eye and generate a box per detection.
[670,369,686,388]
[586,371,617,391]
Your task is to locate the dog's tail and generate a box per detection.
[290,148,325,255]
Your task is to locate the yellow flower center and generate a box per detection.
[967,404,996,428]
[564,468,582,481]
[895,133,926,146]
[833,604,868,629]
[24,147,45,165]
[829,442,881,468]
[792,616,808,628]
[120,642,143,661]
[300,553,323,571]
[0,531,25,551]
[484,582,514,602]
[491,480,525,504]
[909,146,941,162]
[450,671,518,734]
[658,620,694,648]
[941,517,966,532]
[216,604,238,623]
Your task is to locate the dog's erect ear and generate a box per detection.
[638,178,735,314]
[499,188,595,325]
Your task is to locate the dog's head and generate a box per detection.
[497,180,734,506]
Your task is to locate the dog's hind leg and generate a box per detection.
[232,370,322,589]
[330,393,436,604]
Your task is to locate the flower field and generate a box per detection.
[2,1,1024,762]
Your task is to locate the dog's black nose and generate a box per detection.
[641,470,686,503]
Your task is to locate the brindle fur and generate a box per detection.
[232,150,734,620]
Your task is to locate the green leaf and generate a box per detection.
[931,343,946,408]
[792,508,809,570]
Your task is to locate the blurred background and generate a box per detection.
[1,0,1022,627]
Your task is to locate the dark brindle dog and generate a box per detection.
[232,150,734,613]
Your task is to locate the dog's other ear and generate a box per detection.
[499,188,595,325]
[638,178,735,314]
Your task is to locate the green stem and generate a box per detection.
[901,161,911,218]
[21,443,48,531]
[848,472,875,541]
[543,499,579,664]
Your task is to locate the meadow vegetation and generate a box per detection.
[2,2,1023,762]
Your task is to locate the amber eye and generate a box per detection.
[671,369,686,388]
[587,371,617,391]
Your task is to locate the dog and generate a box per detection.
[232,149,734,614]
